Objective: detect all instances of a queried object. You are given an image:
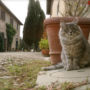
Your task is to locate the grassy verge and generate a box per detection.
[0,60,51,90]
[0,59,89,90]
[35,81,90,90]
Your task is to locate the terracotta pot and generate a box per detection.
[44,17,90,65]
[41,49,49,56]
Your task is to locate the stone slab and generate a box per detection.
[73,84,90,90]
[36,67,90,87]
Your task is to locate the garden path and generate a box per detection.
[0,52,50,61]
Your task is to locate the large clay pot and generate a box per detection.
[44,17,90,65]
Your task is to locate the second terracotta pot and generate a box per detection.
[41,49,49,56]
[44,17,90,65]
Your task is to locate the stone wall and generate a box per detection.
[51,0,90,18]
[0,20,6,38]
[51,0,65,17]
[0,20,7,51]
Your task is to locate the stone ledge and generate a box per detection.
[36,67,90,87]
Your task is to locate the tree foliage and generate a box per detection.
[23,0,45,50]
[58,0,90,17]
[19,39,30,51]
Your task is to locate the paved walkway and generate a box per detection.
[0,52,50,66]
[36,67,90,90]
[0,52,50,61]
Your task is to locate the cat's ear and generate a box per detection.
[60,21,66,28]
[72,17,79,24]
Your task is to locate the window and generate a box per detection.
[16,38,18,50]
[10,17,13,26]
[1,10,5,21]
[17,23,18,30]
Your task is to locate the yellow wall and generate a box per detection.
[51,0,90,18]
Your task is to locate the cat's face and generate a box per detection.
[60,22,81,39]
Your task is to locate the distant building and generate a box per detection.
[0,0,23,51]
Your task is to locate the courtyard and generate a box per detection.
[0,0,90,90]
[0,52,89,90]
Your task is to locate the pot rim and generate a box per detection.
[44,17,90,25]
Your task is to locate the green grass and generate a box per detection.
[86,88,90,90]
[0,60,51,90]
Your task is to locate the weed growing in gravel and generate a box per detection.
[35,80,89,90]
[0,59,89,90]
[0,60,51,89]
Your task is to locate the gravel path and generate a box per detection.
[0,52,50,61]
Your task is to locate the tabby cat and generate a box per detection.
[42,21,90,71]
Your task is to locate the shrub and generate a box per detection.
[6,24,16,50]
[39,39,49,49]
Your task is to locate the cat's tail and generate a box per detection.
[42,63,63,71]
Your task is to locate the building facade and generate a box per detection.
[0,0,22,51]
[47,0,90,17]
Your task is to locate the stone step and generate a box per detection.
[36,67,90,89]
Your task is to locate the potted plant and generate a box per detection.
[44,0,90,64]
[39,39,49,56]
